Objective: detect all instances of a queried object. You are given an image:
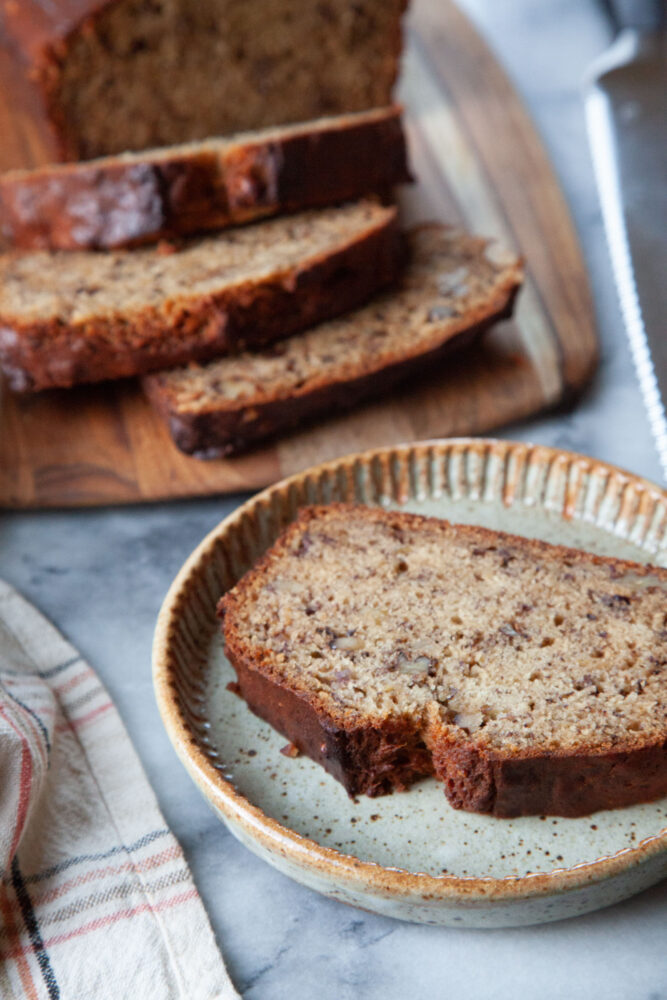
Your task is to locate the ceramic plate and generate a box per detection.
[153,439,667,927]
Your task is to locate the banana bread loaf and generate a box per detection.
[220,504,667,818]
[143,226,522,457]
[2,0,408,161]
[0,200,402,391]
[0,107,410,250]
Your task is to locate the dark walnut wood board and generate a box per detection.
[0,0,597,509]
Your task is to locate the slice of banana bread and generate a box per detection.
[143,226,522,457]
[0,201,401,392]
[0,107,410,251]
[3,0,408,161]
[220,504,667,818]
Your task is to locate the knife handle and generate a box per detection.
[604,0,666,31]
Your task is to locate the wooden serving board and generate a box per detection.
[0,0,597,508]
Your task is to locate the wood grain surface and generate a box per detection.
[0,0,598,508]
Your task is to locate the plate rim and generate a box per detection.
[153,437,667,905]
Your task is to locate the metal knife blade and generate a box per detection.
[585,14,667,477]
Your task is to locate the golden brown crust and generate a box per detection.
[0,108,410,250]
[2,0,114,55]
[230,653,433,796]
[2,0,111,161]
[0,207,403,391]
[220,504,667,817]
[430,736,667,818]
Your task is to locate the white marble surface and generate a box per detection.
[1,1,666,997]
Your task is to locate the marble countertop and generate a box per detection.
[1,1,665,997]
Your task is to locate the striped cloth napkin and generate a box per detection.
[0,579,240,1000]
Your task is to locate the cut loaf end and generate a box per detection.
[220,504,667,818]
[5,0,408,160]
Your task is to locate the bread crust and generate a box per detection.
[145,317,488,458]
[229,654,433,796]
[0,108,410,250]
[430,735,667,818]
[0,207,403,391]
[2,0,113,53]
[228,638,667,815]
[220,505,667,818]
[2,1,115,161]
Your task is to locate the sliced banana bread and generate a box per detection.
[0,201,401,392]
[220,504,667,818]
[143,226,522,457]
[0,107,410,251]
[3,0,407,161]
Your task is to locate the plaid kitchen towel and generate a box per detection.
[0,580,240,1000]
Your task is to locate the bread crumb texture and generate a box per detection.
[53,0,408,157]
[0,201,390,324]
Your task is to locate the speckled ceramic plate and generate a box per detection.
[153,439,667,927]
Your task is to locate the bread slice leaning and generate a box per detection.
[0,201,401,392]
[0,107,410,251]
[220,504,667,818]
[143,226,523,457]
